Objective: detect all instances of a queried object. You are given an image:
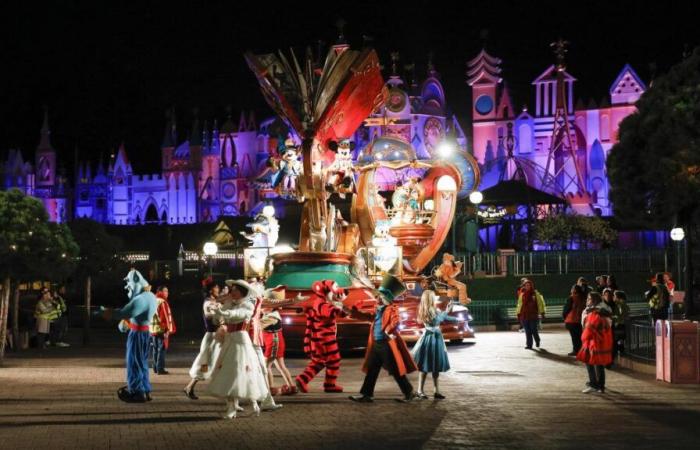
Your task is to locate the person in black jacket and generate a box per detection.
[646,272,670,324]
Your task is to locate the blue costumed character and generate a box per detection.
[101,269,158,403]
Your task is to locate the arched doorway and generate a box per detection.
[145,204,159,224]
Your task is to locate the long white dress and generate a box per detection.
[188,299,221,380]
[207,300,269,401]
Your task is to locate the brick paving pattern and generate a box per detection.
[1,329,700,449]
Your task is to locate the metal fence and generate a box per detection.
[624,315,655,362]
[465,248,673,276]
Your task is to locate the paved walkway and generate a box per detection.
[1,329,700,449]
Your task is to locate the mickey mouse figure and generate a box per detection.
[271,138,303,199]
[326,138,356,199]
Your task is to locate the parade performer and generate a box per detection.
[261,309,296,395]
[295,280,349,393]
[150,286,176,375]
[100,269,158,403]
[411,277,459,400]
[184,278,222,400]
[349,274,418,403]
[326,138,356,198]
[436,253,469,305]
[207,282,268,419]
[226,280,300,411]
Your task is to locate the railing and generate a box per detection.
[452,248,675,276]
[624,314,655,362]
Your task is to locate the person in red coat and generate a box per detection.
[577,291,613,394]
[150,286,176,375]
[349,274,419,403]
[295,280,349,393]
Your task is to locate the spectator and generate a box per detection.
[663,272,675,296]
[578,292,613,394]
[34,288,55,349]
[606,275,619,292]
[594,275,608,293]
[602,288,615,312]
[150,286,176,375]
[49,286,70,347]
[576,277,592,297]
[516,279,546,350]
[563,284,586,356]
[646,272,670,324]
[612,290,630,359]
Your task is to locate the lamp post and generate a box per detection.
[670,227,685,290]
[203,242,218,277]
[469,191,483,272]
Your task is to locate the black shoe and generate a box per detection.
[117,387,147,403]
[525,346,533,350]
[434,393,446,400]
[535,342,541,348]
[395,392,419,403]
[145,393,153,402]
[184,387,199,400]
[349,395,373,403]
[156,370,169,375]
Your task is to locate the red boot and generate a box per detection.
[295,378,308,393]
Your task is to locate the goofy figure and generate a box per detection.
[295,280,349,393]
[101,269,158,403]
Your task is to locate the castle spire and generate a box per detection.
[190,107,202,146]
[37,105,54,151]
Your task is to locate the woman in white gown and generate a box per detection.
[207,282,269,419]
[183,282,224,399]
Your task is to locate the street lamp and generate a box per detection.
[470,191,483,272]
[670,227,685,290]
[203,242,218,276]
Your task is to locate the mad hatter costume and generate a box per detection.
[101,269,158,403]
[349,274,418,403]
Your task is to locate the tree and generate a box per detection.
[0,190,79,361]
[68,219,122,344]
[607,47,700,315]
[534,214,617,250]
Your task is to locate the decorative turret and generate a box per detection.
[35,106,56,187]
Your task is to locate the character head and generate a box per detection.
[124,269,150,300]
[374,222,391,239]
[312,280,348,303]
[328,138,356,161]
[225,279,254,301]
[442,253,455,263]
[281,139,300,163]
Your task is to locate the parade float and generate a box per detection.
[242,39,480,349]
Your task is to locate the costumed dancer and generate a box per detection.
[183,278,222,400]
[295,280,349,393]
[436,253,469,305]
[349,274,419,403]
[150,285,176,375]
[207,281,268,419]
[100,269,158,403]
[411,277,459,400]
[261,308,296,395]
[234,280,302,410]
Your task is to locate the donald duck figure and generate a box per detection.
[101,268,158,403]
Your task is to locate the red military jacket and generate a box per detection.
[353,303,418,377]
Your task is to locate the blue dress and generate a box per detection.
[411,310,458,374]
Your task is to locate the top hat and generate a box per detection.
[377,274,406,303]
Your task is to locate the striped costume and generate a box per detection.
[296,280,347,393]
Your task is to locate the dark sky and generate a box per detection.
[1,0,696,175]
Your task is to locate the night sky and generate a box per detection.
[1,1,696,176]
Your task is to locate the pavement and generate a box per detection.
[1,328,700,449]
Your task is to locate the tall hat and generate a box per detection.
[377,274,406,302]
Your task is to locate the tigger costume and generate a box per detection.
[295,280,347,393]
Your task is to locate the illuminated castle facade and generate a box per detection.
[469,48,646,215]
